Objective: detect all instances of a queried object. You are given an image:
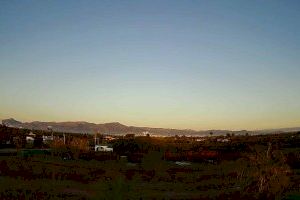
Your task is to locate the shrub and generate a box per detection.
[240,144,291,199]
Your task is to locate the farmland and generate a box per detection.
[0,125,300,199]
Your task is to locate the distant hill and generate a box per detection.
[1,118,205,136]
[253,127,300,134]
[1,118,300,136]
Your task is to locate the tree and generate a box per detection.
[33,135,43,148]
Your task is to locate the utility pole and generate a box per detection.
[94,132,96,145]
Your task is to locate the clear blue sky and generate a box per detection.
[1,0,300,130]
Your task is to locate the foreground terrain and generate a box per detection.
[0,125,299,199]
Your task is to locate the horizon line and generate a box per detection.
[2,117,300,133]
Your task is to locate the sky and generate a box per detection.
[1,0,300,130]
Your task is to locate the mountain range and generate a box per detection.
[1,118,300,136]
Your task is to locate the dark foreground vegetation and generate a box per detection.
[0,124,300,199]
